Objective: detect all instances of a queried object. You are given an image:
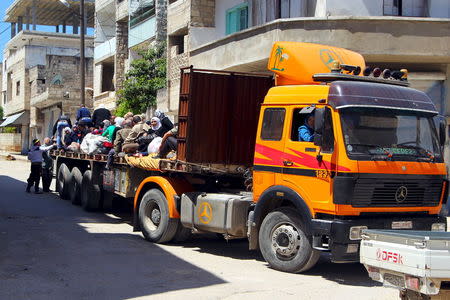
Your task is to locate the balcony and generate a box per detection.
[129,16,156,48]
[95,37,116,62]
[168,0,190,34]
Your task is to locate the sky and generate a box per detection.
[0,0,94,61]
[0,0,15,61]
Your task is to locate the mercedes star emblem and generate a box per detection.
[395,186,408,203]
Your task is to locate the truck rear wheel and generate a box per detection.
[69,167,83,205]
[80,170,101,211]
[138,189,178,243]
[172,223,192,243]
[57,163,71,200]
[259,207,320,273]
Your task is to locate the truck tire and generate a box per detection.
[57,163,71,200]
[259,207,320,273]
[80,170,101,211]
[69,167,83,205]
[139,189,178,243]
[172,223,192,243]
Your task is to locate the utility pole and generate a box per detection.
[80,0,85,106]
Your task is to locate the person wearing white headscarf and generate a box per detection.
[114,117,125,128]
[150,117,162,131]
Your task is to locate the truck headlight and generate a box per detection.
[431,223,446,232]
[349,226,368,240]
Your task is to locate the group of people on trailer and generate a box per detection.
[26,104,178,193]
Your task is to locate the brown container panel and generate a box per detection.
[177,68,274,167]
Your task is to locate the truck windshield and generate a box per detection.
[340,107,442,162]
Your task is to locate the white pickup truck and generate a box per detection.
[360,229,450,300]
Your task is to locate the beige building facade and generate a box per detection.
[2,0,95,152]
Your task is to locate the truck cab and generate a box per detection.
[251,42,448,273]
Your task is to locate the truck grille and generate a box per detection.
[351,178,443,207]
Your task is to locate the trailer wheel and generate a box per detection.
[69,167,83,205]
[259,207,320,273]
[138,189,178,243]
[80,170,101,211]
[57,163,71,200]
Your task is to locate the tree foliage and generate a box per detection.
[0,106,3,120]
[116,45,166,116]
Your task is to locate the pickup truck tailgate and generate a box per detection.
[360,230,450,295]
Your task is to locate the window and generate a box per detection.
[321,108,334,153]
[129,0,155,27]
[383,0,426,17]
[290,107,334,151]
[261,108,285,140]
[226,3,249,35]
[16,81,20,96]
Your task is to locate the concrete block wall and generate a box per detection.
[0,133,22,152]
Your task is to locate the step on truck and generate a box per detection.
[52,42,448,273]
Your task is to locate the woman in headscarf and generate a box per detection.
[147,117,171,138]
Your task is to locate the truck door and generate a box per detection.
[282,106,337,214]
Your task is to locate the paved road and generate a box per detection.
[0,159,398,300]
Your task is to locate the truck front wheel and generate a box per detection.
[138,189,178,243]
[259,207,320,273]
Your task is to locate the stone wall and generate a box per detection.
[156,0,168,43]
[115,21,129,95]
[190,0,215,27]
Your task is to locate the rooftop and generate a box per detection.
[4,30,94,52]
[4,0,95,27]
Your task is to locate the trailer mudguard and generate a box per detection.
[133,176,192,227]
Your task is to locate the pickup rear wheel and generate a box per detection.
[139,189,178,243]
[57,163,71,200]
[80,170,101,211]
[259,207,320,273]
[69,167,83,205]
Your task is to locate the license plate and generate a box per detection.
[384,273,405,288]
[392,221,412,229]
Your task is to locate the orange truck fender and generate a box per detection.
[133,176,193,231]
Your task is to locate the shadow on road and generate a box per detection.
[304,254,382,287]
[0,175,226,300]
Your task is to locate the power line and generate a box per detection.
[0,24,11,36]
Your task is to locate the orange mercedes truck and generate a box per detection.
[52,42,448,273]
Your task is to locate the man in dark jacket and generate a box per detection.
[26,139,55,193]
[76,104,91,121]
[92,104,111,128]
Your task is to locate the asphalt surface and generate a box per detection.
[0,158,398,300]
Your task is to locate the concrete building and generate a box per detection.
[94,0,167,110]
[166,0,450,119]
[2,0,95,153]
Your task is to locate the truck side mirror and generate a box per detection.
[314,108,325,147]
[439,120,446,147]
